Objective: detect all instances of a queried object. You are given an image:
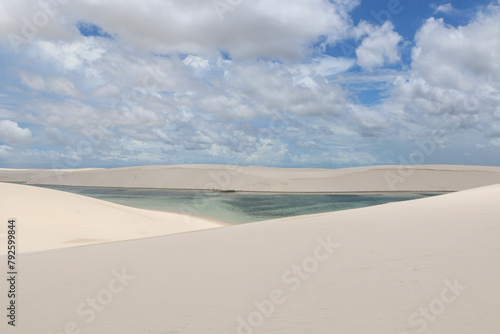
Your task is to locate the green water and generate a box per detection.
[31,184,444,224]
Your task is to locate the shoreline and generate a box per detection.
[14,181,452,194]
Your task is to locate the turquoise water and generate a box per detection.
[31,184,444,224]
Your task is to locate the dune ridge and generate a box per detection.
[2,164,500,192]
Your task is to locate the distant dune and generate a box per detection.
[2,164,500,192]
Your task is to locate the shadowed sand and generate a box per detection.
[1,164,500,192]
[0,169,499,333]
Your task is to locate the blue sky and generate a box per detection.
[0,0,499,168]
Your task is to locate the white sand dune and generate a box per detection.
[0,167,103,184]
[0,182,223,252]
[2,164,500,192]
[1,181,499,333]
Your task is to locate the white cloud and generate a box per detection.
[398,8,500,99]
[0,0,359,60]
[21,72,80,96]
[37,39,106,71]
[349,104,392,137]
[411,14,500,88]
[20,72,45,90]
[0,120,32,145]
[93,83,121,98]
[433,3,456,14]
[290,56,355,83]
[232,138,289,165]
[388,4,500,145]
[46,77,79,96]
[183,55,210,70]
[356,22,402,71]
[0,1,74,52]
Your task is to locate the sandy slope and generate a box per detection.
[0,182,223,252]
[1,183,499,333]
[2,164,500,192]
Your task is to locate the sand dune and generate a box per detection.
[0,182,223,252]
[2,164,500,192]
[0,167,103,183]
[1,182,499,333]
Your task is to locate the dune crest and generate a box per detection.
[2,164,500,192]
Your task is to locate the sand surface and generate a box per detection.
[0,167,103,184]
[2,164,500,192]
[0,177,499,333]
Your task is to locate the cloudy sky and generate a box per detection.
[1,0,499,168]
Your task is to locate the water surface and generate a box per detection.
[32,184,444,224]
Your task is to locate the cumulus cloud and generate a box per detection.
[389,3,500,143]
[412,14,500,87]
[0,1,74,52]
[183,55,210,70]
[0,120,32,145]
[0,0,358,60]
[355,22,402,71]
[36,39,106,71]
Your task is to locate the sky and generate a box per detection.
[0,0,499,169]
